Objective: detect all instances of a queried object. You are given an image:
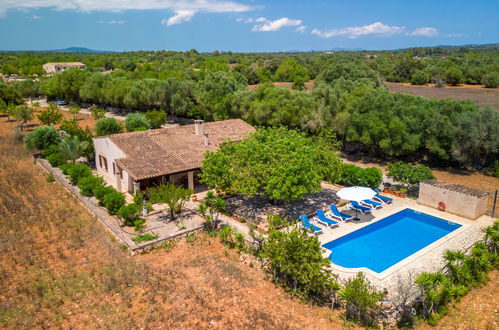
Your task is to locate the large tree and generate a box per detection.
[200,127,342,202]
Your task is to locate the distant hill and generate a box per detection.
[0,47,113,53]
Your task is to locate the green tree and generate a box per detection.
[144,110,166,129]
[12,105,34,130]
[443,67,464,86]
[24,126,61,151]
[37,109,63,126]
[260,223,339,303]
[482,72,499,88]
[386,162,435,187]
[58,136,90,163]
[197,191,226,230]
[125,113,151,132]
[411,70,430,85]
[68,104,80,120]
[95,118,124,136]
[147,182,193,221]
[201,127,342,202]
[90,107,106,120]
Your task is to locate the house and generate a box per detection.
[93,119,256,194]
[42,62,86,74]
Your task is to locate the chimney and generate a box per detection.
[194,119,204,135]
[203,132,209,147]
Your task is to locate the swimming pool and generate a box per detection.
[322,208,462,273]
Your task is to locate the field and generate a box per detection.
[385,82,499,110]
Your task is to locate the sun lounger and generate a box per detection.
[373,193,393,204]
[313,209,339,228]
[349,201,373,214]
[326,204,353,222]
[360,199,382,209]
[299,215,323,235]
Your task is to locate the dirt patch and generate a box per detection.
[385,82,499,110]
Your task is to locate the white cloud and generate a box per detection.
[31,15,41,19]
[311,22,405,39]
[161,10,196,26]
[447,33,469,38]
[100,19,125,24]
[254,17,266,23]
[407,27,438,37]
[0,0,256,24]
[296,25,306,33]
[252,17,302,32]
[245,17,254,23]
[235,17,242,22]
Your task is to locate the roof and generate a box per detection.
[421,179,489,197]
[106,119,255,180]
[43,62,86,66]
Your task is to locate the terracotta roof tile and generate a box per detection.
[109,119,255,180]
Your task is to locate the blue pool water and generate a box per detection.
[322,208,461,273]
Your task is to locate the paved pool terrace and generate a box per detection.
[316,196,495,298]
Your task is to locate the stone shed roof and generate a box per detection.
[421,179,489,197]
[108,119,255,180]
[44,62,86,66]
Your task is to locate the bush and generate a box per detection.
[443,67,464,86]
[37,109,63,126]
[77,175,104,197]
[144,110,166,129]
[132,233,159,244]
[339,164,383,188]
[94,185,117,202]
[482,72,499,88]
[46,152,66,167]
[125,113,151,132]
[411,70,429,85]
[95,118,123,136]
[67,163,93,184]
[59,163,74,175]
[387,161,435,186]
[24,126,61,151]
[117,204,141,226]
[102,191,126,215]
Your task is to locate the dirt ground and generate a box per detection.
[0,116,349,329]
[385,82,499,110]
[29,106,99,133]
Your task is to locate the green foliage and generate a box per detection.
[90,107,106,120]
[482,72,499,88]
[45,173,55,183]
[102,191,126,215]
[37,109,63,126]
[58,136,89,162]
[197,191,226,230]
[443,67,464,85]
[144,110,166,128]
[12,105,34,129]
[386,161,435,186]
[117,204,141,226]
[340,272,385,325]
[132,233,159,244]
[46,152,66,167]
[59,120,94,160]
[125,113,151,132]
[77,175,104,197]
[411,70,430,85]
[147,182,192,221]
[59,163,74,175]
[95,118,123,136]
[93,185,117,203]
[68,104,80,120]
[339,164,383,188]
[260,224,339,303]
[201,127,342,202]
[24,126,61,151]
[0,82,23,105]
[67,163,92,184]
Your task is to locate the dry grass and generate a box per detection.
[0,117,349,329]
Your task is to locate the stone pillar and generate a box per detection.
[115,172,122,192]
[187,171,195,191]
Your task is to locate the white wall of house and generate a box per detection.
[93,137,133,193]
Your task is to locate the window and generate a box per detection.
[113,163,123,179]
[98,155,108,172]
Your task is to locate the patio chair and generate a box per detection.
[299,215,323,235]
[349,201,373,214]
[326,204,353,222]
[373,192,393,204]
[313,209,339,228]
[360,199,383,209]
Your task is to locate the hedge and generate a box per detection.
[339,164,383,189]
[77,175,105,197]
[102,191,126,215]
[67,163,93,184]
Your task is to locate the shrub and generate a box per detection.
[387,161,435,186]
[37,109,63,126]
[132,233,159,244]
[67,163,93,184]
[77,175,104,197]
[102,191,126,215]
[42,144,60,157]
[482,72,499,88]
[339,164,383,188]
[95,118,123,136]
[340,272,385,326]
[90,107,106,120]
[94,185,117,202]
[443,67,464,86]
[45,173,55,183]
[125,113,151,132]
[144,110,166,129]
[117,204,141,226]
[46,152,66,167]
[411,70,429,85]
[24,126,61,151]
[59,163,74,175]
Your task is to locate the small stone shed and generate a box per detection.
[418,180,489,219]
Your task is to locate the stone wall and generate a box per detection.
[418,180,489,219]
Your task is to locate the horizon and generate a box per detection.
[0,1,497,52]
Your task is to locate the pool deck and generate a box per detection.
[316,196,495,299]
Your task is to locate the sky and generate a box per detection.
[0,0,497,52]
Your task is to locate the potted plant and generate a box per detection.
[399,188,407,198]
[389,186,398,196]
[383,182,391,193]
